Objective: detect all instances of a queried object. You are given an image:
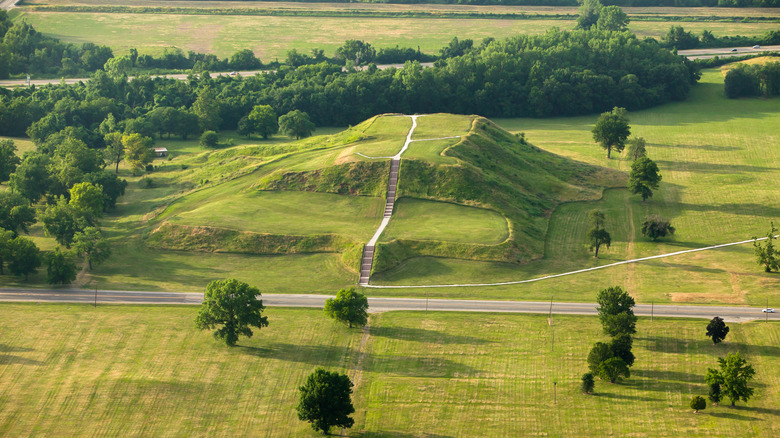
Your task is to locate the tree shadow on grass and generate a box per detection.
[707,411,760,422]
[649,143,742,152]
[364,354,479,378]
[624,371,702,394]
[597,391,659,402]
[351,432,453,438]
[0,343,34,353]
[732,404,780,416]
[638,336,715,354]
[654,160,776,175]
[240,342,349,367]
[370,326,492,345]
[0,354,42,366]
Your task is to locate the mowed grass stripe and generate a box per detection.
[0,305,363,437]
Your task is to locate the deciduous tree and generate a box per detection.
[279,110,316,140]
[597,357,630,383]
[324,288,369,328]
[596,286,637,336]
[641,216,675,241]
[708,382,721,405]
[586,209,611,258]
[200,130,219,148]
[103,132,124,173]
[247,105,278,140]
[0,228,13,275]
[690,396,706,413]
[706,316,730,344]
[72,227,111,270]
[40,197,87,248]
[195,278,269,346]
[587,342,614,374]
[122,133,154,174]
[629,157,661,201]
[592,107,630,159]
[0,192,36,236]
[7,236,40,280]
[69,182,104,220]
[297,368,355,434]
[45,248,77,285]
[626,137,647,161]
[0,138,20,183]
[581,372,595,394]
[753,222,779,273]
[705,352,755,406]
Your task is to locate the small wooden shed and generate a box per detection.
[153,147,168,157]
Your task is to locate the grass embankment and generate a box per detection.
[13,9,779,60]
[371,115,622,273]
[0,304,777,436]
[373,68,780,306]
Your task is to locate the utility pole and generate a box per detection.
[548,294,554,325]
[553,381,557,404]
[94,288,97,308]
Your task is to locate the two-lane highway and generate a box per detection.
[0,288,773,322]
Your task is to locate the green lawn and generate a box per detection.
[1,304,777,437]
[350,115,410,158]
[168,191,384,241]
[372,69,780,306]
[14,10,779,60]
[380,197,509,245]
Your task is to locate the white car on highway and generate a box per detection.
[762,308,775,313]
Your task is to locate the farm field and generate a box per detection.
[10,10,778,60]
[0,304,777,437]
[371,68,780,307]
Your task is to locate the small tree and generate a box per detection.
[8,236,41,280]
[629,157,662,201]
[626,137,647,161]
[45,248,77,285]
[72,227,111,270]
[0,138,21,183]
[753,222,779,273]
[297,368,355,435]
[690,396,706,413]
[200,130,219,148]
[0,228,13,275]
[247,105,278,140]
[279,110,316,140]
[581,372,595,394]
[641,216,675,241]
[103,132,124,173]
[40,197,88,248]
[0,192,36,236]
[708,382,722,406]
[705,352,755,406]
[195,279,269,346]
[586,209,611,258]
[706,316,730,344]
[596,286,637,337]
[122,133,155,174]
[587,342,614,374]
[70,182,105,220]
[237,116,255,139]
[597,357,630,383]
[610,333,635,367]
[592,106,630,159]
[324,288,369,328]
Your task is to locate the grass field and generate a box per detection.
[12,10,779,60]
[0,304,777,436]
[371,68,780,306]
[380,198,509,244]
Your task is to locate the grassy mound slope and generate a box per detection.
[372,116,624,273]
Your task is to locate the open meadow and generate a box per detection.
[10,8,779,60]
[0,304,777,437]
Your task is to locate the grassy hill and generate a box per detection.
[142,113,621,279]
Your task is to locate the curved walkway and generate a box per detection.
[364,235,780,289]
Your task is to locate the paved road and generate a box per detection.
[0,62,433,88]
[0,288,773,322]
[678,45,780,57]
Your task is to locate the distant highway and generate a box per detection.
[0,288,773,322]
[0,63,434,88]
[678,45,780,60]
[0,0,19,11]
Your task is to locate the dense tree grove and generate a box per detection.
[724,62,780,99]
[0,28,698,142]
